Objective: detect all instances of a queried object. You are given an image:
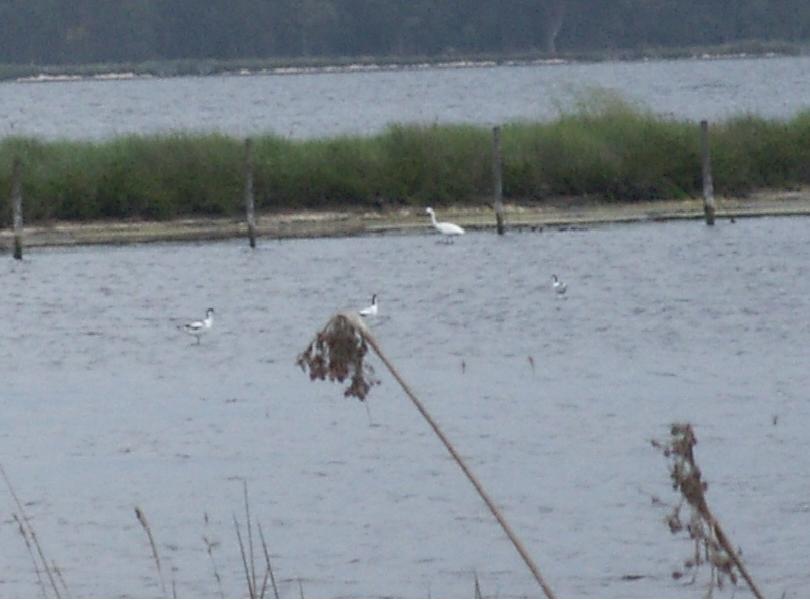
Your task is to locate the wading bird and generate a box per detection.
[182,307,214,344]
[425,207,465,238]
[358,294,378,317]
[551,274,567,295]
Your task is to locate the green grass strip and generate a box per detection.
[2,92,810,224]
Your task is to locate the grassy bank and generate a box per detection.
[3,93,810,226]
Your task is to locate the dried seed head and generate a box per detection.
[666,509,683,534]
[296,313,379,401]
[652,422,750,596]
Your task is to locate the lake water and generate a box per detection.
[1,55,810,141]
[1,217,809,598]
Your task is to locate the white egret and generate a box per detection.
[425,207,465,237]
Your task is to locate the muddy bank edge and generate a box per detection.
[2,190,809,250]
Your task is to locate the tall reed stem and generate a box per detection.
[345,313,555,598]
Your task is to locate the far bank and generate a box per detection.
[2,190,809,250]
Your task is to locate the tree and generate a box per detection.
[0,0,809,66]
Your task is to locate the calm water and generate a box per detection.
[1,218,809,597]
[1,55,810,140]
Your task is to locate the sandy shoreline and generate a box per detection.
[2,189,810,250]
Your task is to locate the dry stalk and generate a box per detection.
[1,464,62,598]
[13,513,47,597]
[243,480,257,595]
[258,522,280,599]
[134,506,168,597]
[473,570,483,599]
[202,534,225,599]
[652,423,764,599]
[51,561,71,597]
[233,480,278,599]
[233,513,256,598]
[297,312,555,599]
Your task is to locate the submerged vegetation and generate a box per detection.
[3,93,810,225]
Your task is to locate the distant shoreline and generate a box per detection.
[2,40,802,84]
[3,191,809,250]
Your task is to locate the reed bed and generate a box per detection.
[3,94,810,226]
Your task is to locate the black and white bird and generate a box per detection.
[551,274,567,295]
[182,307,214,343]
[358,294,378,317]
[426,207,465,237]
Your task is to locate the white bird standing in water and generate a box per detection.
[182,307,214,343]
[425,207,465,238]
[358,294,378,317]
[551,274,567,295]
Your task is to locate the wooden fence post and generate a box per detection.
[243,138,257,248]
[11,157,23,260]
[700,120,716,226]
[492,126,505,235]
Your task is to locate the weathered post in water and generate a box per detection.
[10,157,23,259]
[243,138,257,248]
[492,126,505,235]
[700,120,716,226]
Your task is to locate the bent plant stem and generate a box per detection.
[356,315,555,599]
[135,506,167,598]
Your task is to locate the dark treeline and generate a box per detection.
[1,0,809,66]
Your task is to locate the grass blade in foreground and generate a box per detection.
[297,312,555,598]
[1,464,63,598]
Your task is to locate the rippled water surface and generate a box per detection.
[1,218,809,597]
[1,55,810,140]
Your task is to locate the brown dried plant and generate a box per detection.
[296,312,379,400]
[652,423,763,599]
[296,311,556,599]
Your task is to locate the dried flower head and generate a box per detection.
[652,423,761,597]
[296,312,379,400]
